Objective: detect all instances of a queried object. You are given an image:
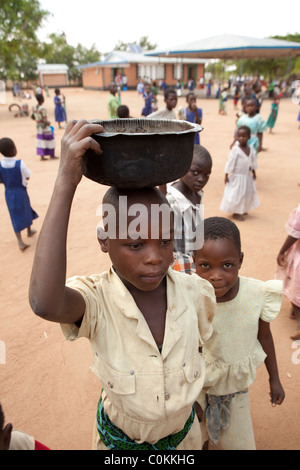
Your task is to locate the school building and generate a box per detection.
[37,64,69,88]
[77,50,206,90]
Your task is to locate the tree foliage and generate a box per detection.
[40,33,101,82]
[206,34,300,81]
[114,36,157,52]
[0,0,49,79]
[0,1,101,83]
[238,35,300,79]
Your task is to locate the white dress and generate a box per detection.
[220,143,260,215]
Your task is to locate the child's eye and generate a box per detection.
[190,170,200,176]
[160,239,173,246]
[224,262,233,268]
[199,263,210,269]
[129,243,142,250]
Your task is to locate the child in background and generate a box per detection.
[107,82,120,119]
[151,81,159,111]
[232,84,240,109]
[267,94,280,133]
[147,88,178,119]
[194,216,285,450]
[29,120,216,450]
[31,94,57,160]
[276,204,300,339]
[0,138,38,251]
[0,403,50,450]
[117,105,131,119]
[234,98,267,154]
[220,126,260,221]
[54,88,67,129]
[141,83,154,117]
[166,145,212,274]
[218,87,228,115]
[176,80,182,97]
[151,81,158,100]
[137,79,144,94]
[241,86,252,113]
[251,81,263,114]
[178,92,203,145]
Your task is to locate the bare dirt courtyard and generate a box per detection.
[0,86,299,450]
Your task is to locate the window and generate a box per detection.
[138,64,165,81]
[173,64,183,80]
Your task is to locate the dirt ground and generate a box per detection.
[0,86,299,450]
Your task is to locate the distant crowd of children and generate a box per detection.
[1,78,299,451]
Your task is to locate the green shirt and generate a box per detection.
[108,93,120,119]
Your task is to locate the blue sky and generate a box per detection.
[38,0,299,54]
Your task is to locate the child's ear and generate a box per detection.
[98,237,109,253]
[239,251,244,268]
[97,227,109,253]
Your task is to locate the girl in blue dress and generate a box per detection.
[178,92,202,144]
[54,88,67,128]
[141,83,154,117]
[0,138,38,251]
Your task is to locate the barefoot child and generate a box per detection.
[276,204,300,340]
[220,126,259,221]
[54,88,67,129]
[194,217,285,450]
[0,138,38,251]
[31,94,57,160]
[266,94,279,133]
[29,120,216,450]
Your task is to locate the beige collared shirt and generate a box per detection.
[62,267,215,447]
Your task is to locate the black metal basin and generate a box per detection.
[82,118,203,188]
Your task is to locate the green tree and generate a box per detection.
[205,61,226,81]
[235,34,300,80]
[40,33,101,83]
[208,34,300,82]
[114,36,157,52]
[0,0,49,79]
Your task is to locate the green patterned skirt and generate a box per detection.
[96,392,195,450]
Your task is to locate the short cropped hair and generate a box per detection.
[164,88,177,100]
[237,125,251,137]
[186,92,196,101]
[35,93,44,104]
[117,105,130,118]
[193,145,212,167]
[203,216,241,253]
[0,138,15,156]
